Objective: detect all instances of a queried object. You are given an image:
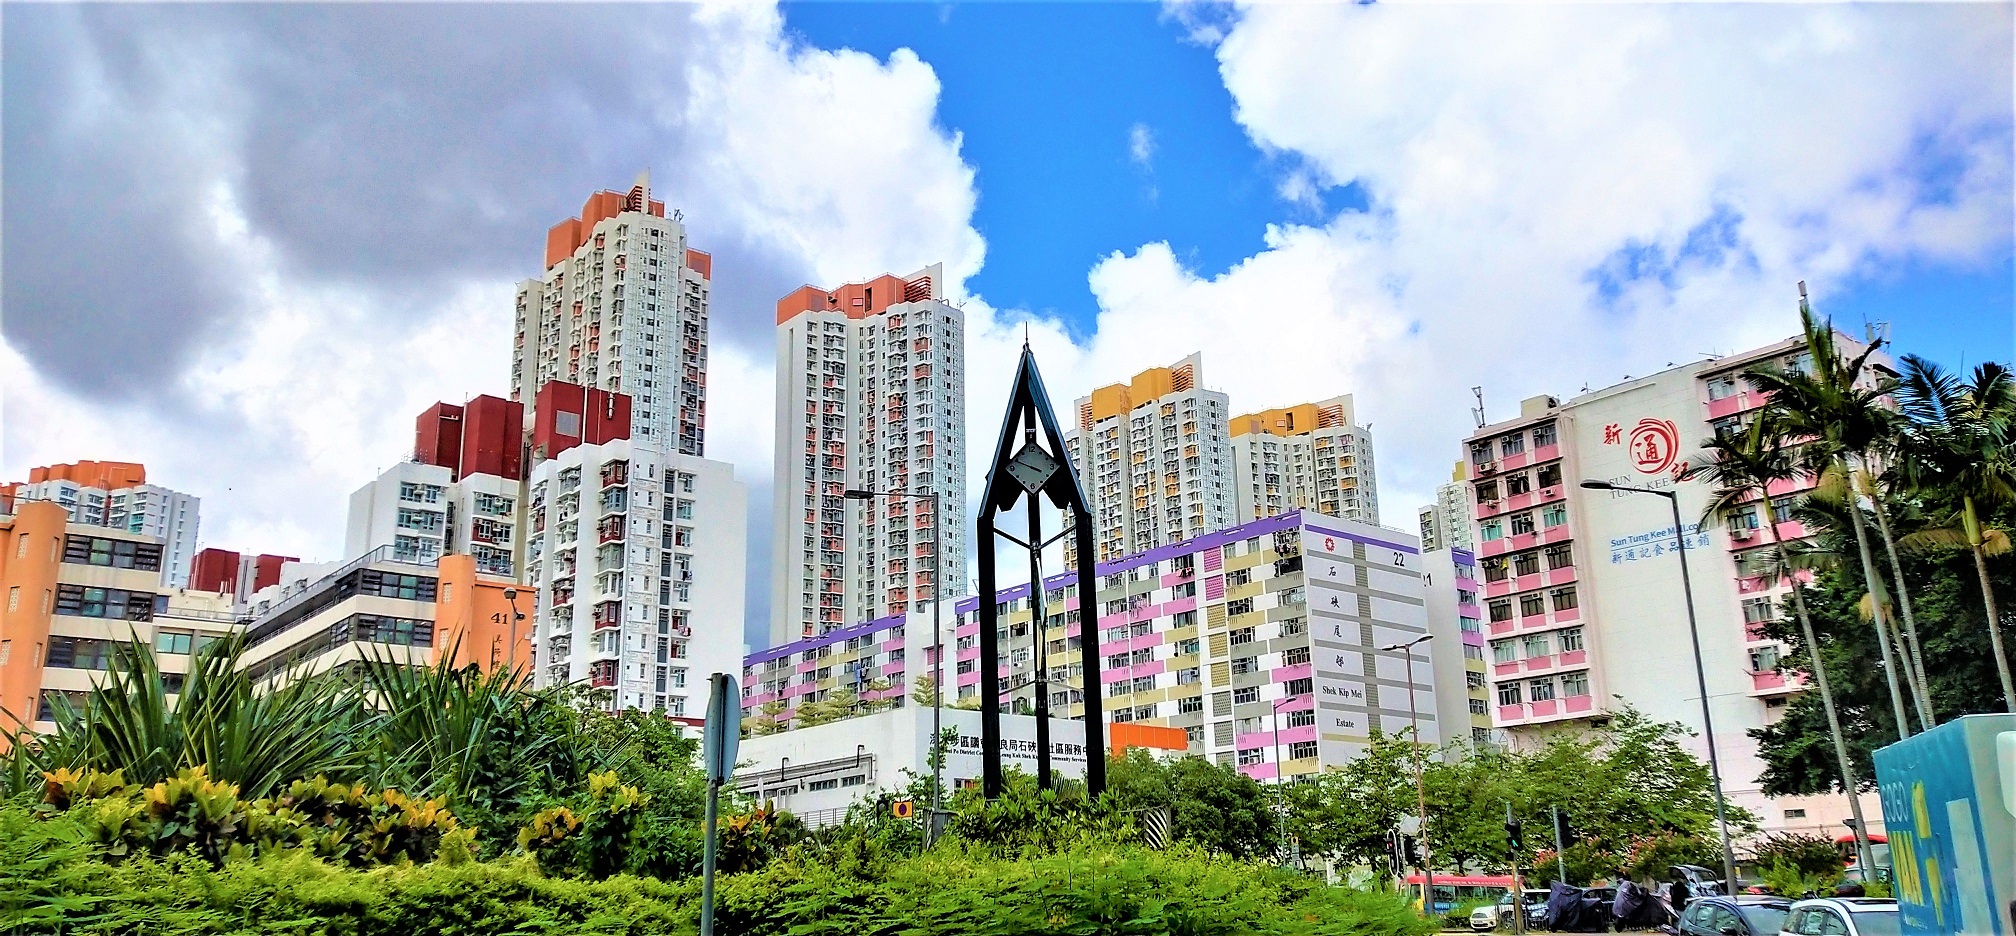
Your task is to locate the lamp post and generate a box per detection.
[1579,479,1738,896]
[1381,633,1434,917]
[845,487,946,845]
[503,587,527,673]
[1270,695,1300,785]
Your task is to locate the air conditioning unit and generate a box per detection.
[1477,460,1499,475]
[1481,499,1501,510]
[1732,528,1755,541]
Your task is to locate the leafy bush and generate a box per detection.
[1748,832,1843,878]
[518,770,649,878]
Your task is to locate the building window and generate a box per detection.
[154,630,193,655]
[1471,441,1494,464]
[1742,597,1775,623]
[1177,696,1204,714]
[1749,646,1781,673]
[1522,634,1550,658]
[1544,545,1572,570]
[1236,748,1264,766]
[1488,600,1513,623]
[1284,677,1312,696]
[1482,558,1508,582]
[1509,512,1536,536]
[62,535,163,572]
[1283,646,1310,666]
[1519,594,1545,617]
[1513,552,1541,576]
[1479,520,1503,541]
[1230,627,1254,646]
[1288,740,1318,761]
[1528,678,1556,702]
[1536,463,1563,488]
[1505,473,1532,496]
[54,584,155,622]
[1532,423,1557,447]
[1475,480,1500,503]
[1497,682,1523,707]
[1547,587,1576,611]
[1491,639,1516,664]
[1558,627,1584,652]
[1706,373,1740,401]
[1470,698,1490,715]
[1561,671,1589,697]
[1540,504,1567,528]
[1500,432,1525,455]
[1467,672,1487,689]
[1285,709,1316,728]
[1233,686,1260,705]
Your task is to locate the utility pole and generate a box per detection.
[1506,803,1526,936]
[1551,806,1567,883]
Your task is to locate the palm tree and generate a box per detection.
[1808,465,1933,729]
[1860,464,1936,726]
[1896,356,2016,713]
[1747,296,1914,736]
[1690,417,1877,873]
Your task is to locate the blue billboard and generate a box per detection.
[1873,714,2016,936]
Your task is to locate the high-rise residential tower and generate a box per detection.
[1064,353,1233,564]
[770,265,965,646]
[1,462,200,589]
[1228,395,1379,525]
[512,174,712,455]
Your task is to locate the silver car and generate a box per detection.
[1777,897,1900,936]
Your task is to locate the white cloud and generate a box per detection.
[1128,122,1157,169]
[2,1,986,584]
[1055,1,2012,523]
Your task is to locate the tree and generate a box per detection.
[1748,297,1917,735]
[1898,356,2016,713]
[1690,416,1876,871]
[910,673,938,706]
[794,687,859,727]
[1104,750,1280,859]
[744,701,788,737]
[1751,529,2016,793]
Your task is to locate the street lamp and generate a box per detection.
[1270,695,1300,786]
[1579,479,1739,896]
[1381,633,1434,916]
[503,587,527,673]
[845,487,946,845]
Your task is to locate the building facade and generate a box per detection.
[769,265,965,645]
[512,175,712,455]
[745,510,1447,784]
[523,436,745,717]
[0,501,241,736]
[1417,463,1476,554]
[237,550,528,684]
[2,462,201,589]
[1459,333,1884,836]
[1422,546,1493,752]
[1064,353,1234,564]
[346,396,527,578]
[187,549,298,607]
[1229,395,1379,526]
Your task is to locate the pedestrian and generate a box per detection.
[1671,874,1691,914]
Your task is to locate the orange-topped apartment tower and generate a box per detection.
[1064,353,1234,563]
[1,461,200,589]
[769,264,964,646]
[512,172,713,457]
[1229,395,1379,526]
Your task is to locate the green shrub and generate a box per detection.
[516,770,650,878]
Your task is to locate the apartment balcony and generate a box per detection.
[596,516,626,544]
[1496,692,1597,727]
[589,661,618,689]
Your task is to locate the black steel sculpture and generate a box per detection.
[977,345,1105,798]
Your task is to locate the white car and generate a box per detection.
[1470,890,1551,931]
[1777,897,1900,936]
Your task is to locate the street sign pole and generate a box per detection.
[699,673,739,936]
[1552,806,1567,883]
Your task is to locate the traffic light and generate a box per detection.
[1505,816,1524,851]
[1554,810,1575,846]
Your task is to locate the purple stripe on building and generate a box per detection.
[1303,522,1421,556]
[746,611,908,666]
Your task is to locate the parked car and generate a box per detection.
[1777,898,1900,936]
[1470,889,1551,931]
[1678,896,1793,936]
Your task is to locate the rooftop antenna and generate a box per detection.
[1470,386,1486,429]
